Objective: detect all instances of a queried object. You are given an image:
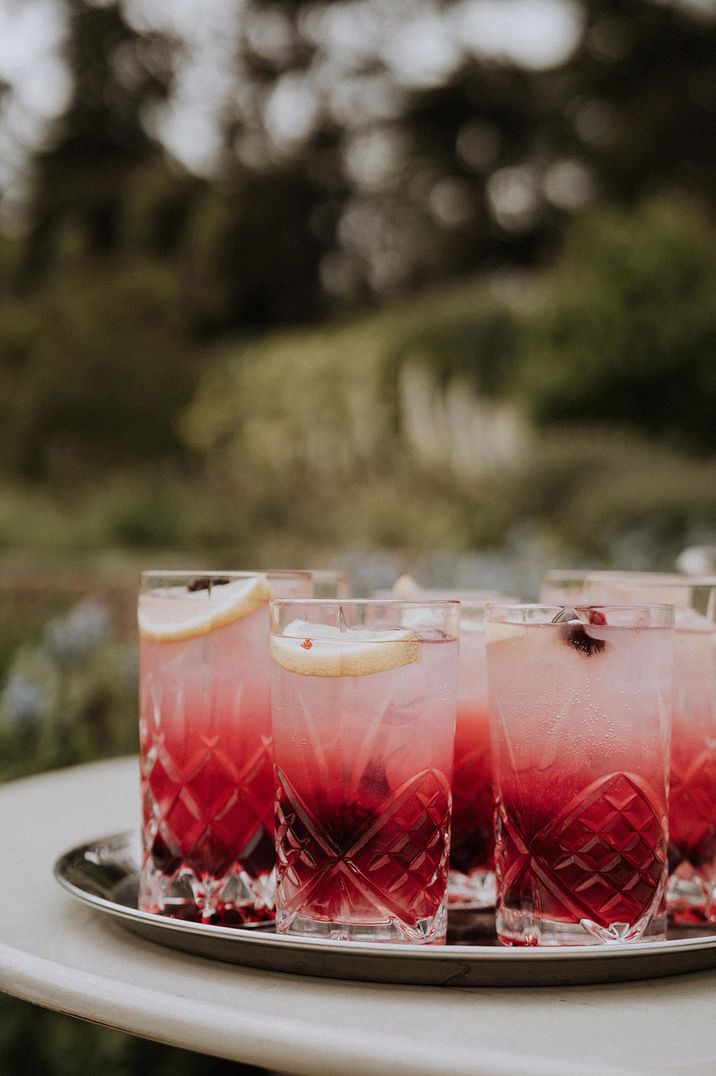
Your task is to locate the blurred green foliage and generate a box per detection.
[2,192,716,570]
[0,595,136,779]
[4,0,716,492]
[181,287,523,564]
[512,426,716,564]
[171,193,716,568]
[0,259,195,480]
[516,197,716,454]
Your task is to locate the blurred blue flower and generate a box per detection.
[43,599,111,665]
[2,675,49,732]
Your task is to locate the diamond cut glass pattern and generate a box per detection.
[579,575,716,924]
[498,773,667,932]
[138,571,312,926]
[276,767,451,932]
[270,599,459,943]
[486,604,672,946]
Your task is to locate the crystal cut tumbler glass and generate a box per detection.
[584,572,716,924]
[486,602,673,947]
[448,593,513,910]
[138,570,312,925]
[270,599,460,943]
[383,586,517,910]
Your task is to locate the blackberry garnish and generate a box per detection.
[561,624,606,656]
[554,607,608,657]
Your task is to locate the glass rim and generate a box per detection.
[140,569,313,582]
[584,571,716,588]
[403,592,521,618]
[485,601,675,626]
[395,587,508,599]
[270,597,461,609]
[271,597,461,639]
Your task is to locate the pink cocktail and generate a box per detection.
[138,571,311,925]
[486,603,673,946]
[584,573,716,923]
[448,593,521,909]
[379,580,512,907]
[670,625,716,919]
[270,599,459,943]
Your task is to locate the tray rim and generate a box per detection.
[53,829,716,968]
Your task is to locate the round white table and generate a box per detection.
[1,756,715,1076]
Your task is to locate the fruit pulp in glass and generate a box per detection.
[487,618,671,946]
[272,629,458,943]
[139,602,275,925]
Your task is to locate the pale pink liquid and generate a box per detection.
[272,635,458,942]
[139,604,275,924]
[668,628,716,922]
[582,579,716,922]
[488,622,671,945]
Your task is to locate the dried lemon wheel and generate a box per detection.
[270,619,420,677]
[138,576,272,642]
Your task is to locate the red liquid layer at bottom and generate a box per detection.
[140,739,276,926]
[667,749,716,924]
[669,751,716,873]
[496,772,667,941]
[451,739,493,874]
[275,768,450,927]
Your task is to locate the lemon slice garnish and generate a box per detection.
[270,619,420,677]
[138,576,272,642]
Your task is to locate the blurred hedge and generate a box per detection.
[515,196,716,455]
[1,193,716,572]
[172,195,716,568]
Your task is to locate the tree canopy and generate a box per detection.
[2,0,716,481]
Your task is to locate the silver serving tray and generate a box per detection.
[54,831,716,988]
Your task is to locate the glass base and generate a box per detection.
[448,868,496,910]
[643,909,668,939]
[139,862,275,926]
[276,900,448,944]
[496,905,667,947]
[668,870,715,925]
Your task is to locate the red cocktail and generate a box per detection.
[271,599,459,943]
[585,574,716,923]
[486,603,672,946]
[138,571,311,925]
